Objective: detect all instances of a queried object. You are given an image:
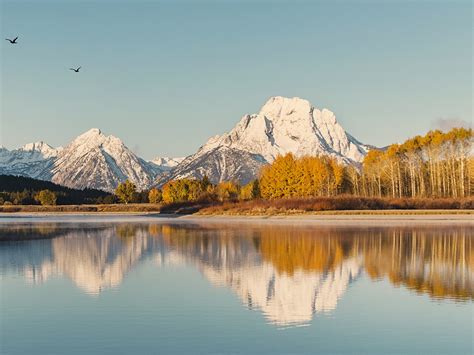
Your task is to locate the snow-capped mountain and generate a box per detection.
[0,142,62,180]
[0,129,175,192]
[20,142,61,158]
[150,157,185,171]
[162,96,371,184]
[50,128,165,192]
[1,96,373,190]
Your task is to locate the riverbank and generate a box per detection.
[1,207,473,217]
[0,212,472,228]
[0,203,162,214]
[0,196,472,216]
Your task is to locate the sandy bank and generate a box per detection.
[0,211,472,226]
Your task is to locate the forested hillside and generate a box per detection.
[0,175,112,205]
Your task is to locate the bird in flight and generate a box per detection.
[5,36,19,44]
[69,66,81,73]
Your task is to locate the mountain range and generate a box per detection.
[0,96,372,192]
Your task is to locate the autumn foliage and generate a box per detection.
[34,189,57,206]
[109,127,472,209]
[259,154,345,199]
[358,128,472,198]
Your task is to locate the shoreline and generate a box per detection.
[0,209,472,216]
[0,210,472,226]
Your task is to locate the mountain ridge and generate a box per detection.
[0,96,373,191]
[161,96,371,185]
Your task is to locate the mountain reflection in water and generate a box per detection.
[0,222,472,327]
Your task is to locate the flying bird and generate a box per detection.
[5,36,18,44]
[69,66,81,73]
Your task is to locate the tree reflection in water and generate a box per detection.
[1,222,472,326]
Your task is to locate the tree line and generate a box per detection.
[356,128,472,198]
[108,127,474,204]
[0,175,111,206]
[146,127,471,202]
[1,128,471,205]
[104,126,474,202]
[114,176,260,204]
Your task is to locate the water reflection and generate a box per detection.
[0,222,472,327]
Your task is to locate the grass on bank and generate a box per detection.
[0,203,162,213]
[0,196,473,215]
[197,196,474,216]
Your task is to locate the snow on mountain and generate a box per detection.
[21,142,61,158]
[2,96,373,190]
[50,128,160,192]
[150,157,185,171]
[0,129,174,192]
[157,146,266,184]
[0,141,61,180]
[162,96,371,185]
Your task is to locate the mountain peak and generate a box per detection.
[164,96,370,185]
[21,141,53,151]
[151,157,185,168]
[50,128,157,192]
[1,97,372,191]
[76,128,103,140]
[260,96,312,119]
[69,128,126,151]
[20,141,60,158]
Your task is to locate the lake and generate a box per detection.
[0,216,472,354]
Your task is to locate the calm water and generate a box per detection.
[0,217,472,354]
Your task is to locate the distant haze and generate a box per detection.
[432,118,472,131]
[1,0,472,159]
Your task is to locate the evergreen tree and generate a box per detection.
[251,179,261,199]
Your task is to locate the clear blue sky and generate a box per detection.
[1,0,472,159]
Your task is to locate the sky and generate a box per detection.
[1,0,472,159]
